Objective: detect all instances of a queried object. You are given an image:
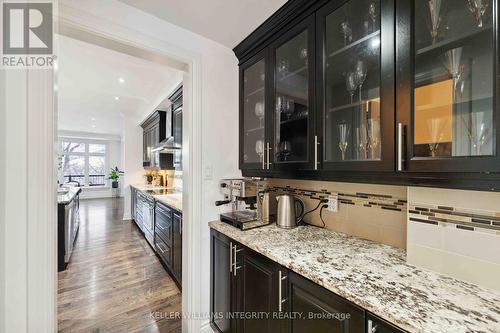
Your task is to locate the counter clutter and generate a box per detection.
[209,221,500,333]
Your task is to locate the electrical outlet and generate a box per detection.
[326,193,338,213]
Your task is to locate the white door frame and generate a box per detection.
[7,4,205,333]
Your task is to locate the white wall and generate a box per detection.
[58,1,240,331]
[0,60,6,333]
[122,116,145,220]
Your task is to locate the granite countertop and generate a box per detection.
[131,184,182,212]
[57,187,81,205]
[209,221,500,333]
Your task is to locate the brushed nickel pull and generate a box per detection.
[229,242,233,273]
[266,142,272,169]
[397,123,405,171]
[314,135,320,170]
[367,319,378,332]
[233,245,242,276]
[278,270,287,311]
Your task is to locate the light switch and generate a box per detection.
[204,166,213,180]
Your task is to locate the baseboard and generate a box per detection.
[122,213,132,221]
[200,321,215,333]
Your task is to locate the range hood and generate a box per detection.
[152,136,180,153]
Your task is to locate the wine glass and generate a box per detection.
[428,0,443,43]
[354,60,368,99]
[368,2,378,32]
[255,102,265,127]
[338,123,351,161]
[427,118,446,157]
[279,141,292,161]
[467,0,489,28]
[356,125,367,160]
[340,21,353,46]
[256,140,264,162]
[277,58,289,78]
[368,118,381,159]
[345,72,357,104]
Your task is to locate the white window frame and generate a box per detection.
[60,138,109,188]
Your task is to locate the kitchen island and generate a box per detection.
[209,221,500,333]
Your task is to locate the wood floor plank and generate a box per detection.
[58,198,182,333]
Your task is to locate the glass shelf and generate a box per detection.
[328,30,380,58]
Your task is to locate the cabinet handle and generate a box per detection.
[262,142,265,169]
[367,319,378,332]
[233,246,243,276]
[397,123,405,172]
[266,142,272,169]
[278,270,287,312]
[314,135,320,170]
[229,242,233,273]
[157,243,168,254]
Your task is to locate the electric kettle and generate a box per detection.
[276,195,305,229]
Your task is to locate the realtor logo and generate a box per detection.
[3,2,52,54]
[2,2,54,68]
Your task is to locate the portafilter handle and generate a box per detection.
[215,200,232,206]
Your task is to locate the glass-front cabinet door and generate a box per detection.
[316,0,395,171]
[240,51,268,170]
[397,0,500,172]
[270,15,316,170]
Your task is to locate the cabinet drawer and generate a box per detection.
[155,208,172,243]
[155,236,172,266]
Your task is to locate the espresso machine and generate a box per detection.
[216,178,269,230]
[216,178,278,230]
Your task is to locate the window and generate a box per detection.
[61,140,108,187]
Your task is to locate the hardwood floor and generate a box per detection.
[58,198,182,333]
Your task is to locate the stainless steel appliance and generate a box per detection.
[257,188,277,224]
[216,178,267,230]
[276,194,305,229]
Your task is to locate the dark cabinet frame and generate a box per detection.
[239,48,270,171]
[315,0,395,172]
[396,0,500,173]
[269,14,317,170]
[234,0,500,191]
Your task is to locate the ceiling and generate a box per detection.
[117,0,287,48]
[57,35,183,136]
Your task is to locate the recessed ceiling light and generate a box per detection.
[91,117,96,121]
[118,77,125,84]
[115,96,120,101]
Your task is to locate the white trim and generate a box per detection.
[15,2,205,333]
[58,130,121,142]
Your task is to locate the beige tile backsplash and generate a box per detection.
[264,179,407,249]
[262,179,500,291]
[407,186,500,292]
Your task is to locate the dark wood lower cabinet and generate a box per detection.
[235,247,281,333]
[286,271,365,333]
[172,212,182,283]
[211,229,406,333]
[211,230,234,333]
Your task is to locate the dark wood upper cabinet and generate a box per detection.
[234,0,500,190]
[141,110,168,167]
[396,0,500,173]
[316,0,395,171]
[169,85,183,170]
[270,14,316,170]
[240,49,269,171]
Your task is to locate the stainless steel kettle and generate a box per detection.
[276,195,305,229]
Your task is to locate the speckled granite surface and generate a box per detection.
[131,185,182,212]
[209,221,500,333]
[58,187,81,205]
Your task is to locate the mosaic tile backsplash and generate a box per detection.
[407,186,500,292]
[264,179,407,249]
